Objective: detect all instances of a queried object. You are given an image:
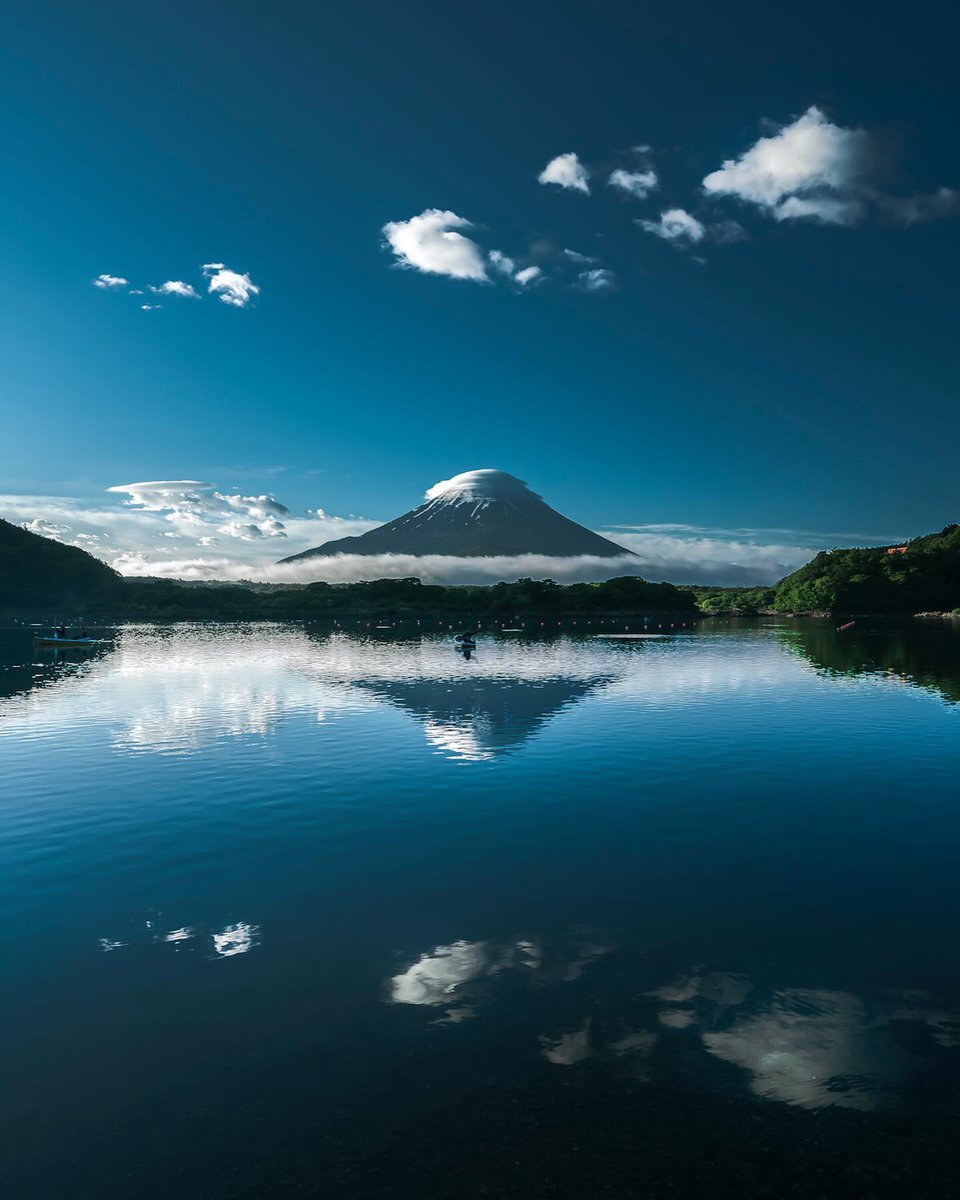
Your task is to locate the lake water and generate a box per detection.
[2,619,960,1198]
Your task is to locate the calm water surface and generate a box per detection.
[2,619,960,1197]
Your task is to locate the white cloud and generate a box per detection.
[704,108,959,228]
[639,208,706,244]
[151,280,200,298]
[202,262,260,307]
[382,209,489,281]
[93,273,128,289]
[608,167,658,199]
[773,194,863,226]
[140,304,161,311]
[515,265,542,287]
[106,480,290,540]
[703,106,868,214]
[104,548,773,587]
[111,551,647,584]
[2,486,378,575]
[599,522,856,584]
[562,248,598,264]
[488,249,515,276]
[538,153,590,194]
[21,517,72,538]
[488,252,542,288]
[578,268,616,292]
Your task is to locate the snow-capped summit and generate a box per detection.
[425,469,535,505]
[280,468,632,561]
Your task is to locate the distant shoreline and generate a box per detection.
[3,611,958,628]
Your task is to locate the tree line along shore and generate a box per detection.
[3,516,960,620]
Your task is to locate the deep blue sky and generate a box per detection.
[2,0,958,544]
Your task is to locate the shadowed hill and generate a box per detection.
[0,518,122,609]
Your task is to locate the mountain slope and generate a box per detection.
[281,469,632,561]
[0,517,122,609]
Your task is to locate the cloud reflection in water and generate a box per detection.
[388,938,960,1111]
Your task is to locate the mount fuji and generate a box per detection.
[280,470,632,561]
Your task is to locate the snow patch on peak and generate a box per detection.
[424,469,539,503]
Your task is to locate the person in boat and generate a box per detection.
[56,623,66,639]
[74,626,87,639]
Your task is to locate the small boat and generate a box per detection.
[454,633,477,648]
[35,636,98,648]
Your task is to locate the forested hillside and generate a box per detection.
[772,525,960,614]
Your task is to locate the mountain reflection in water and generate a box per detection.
[5,619,960,743]
[3,619,960,1197]
[0,625,623,759]
[354,676,608,759]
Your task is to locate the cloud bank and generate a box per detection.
[2,483,376,574]
[109,524,825,587]
[107,480,291,540]
[6,484,909,588]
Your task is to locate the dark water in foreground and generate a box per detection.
[2,618,960,1198]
